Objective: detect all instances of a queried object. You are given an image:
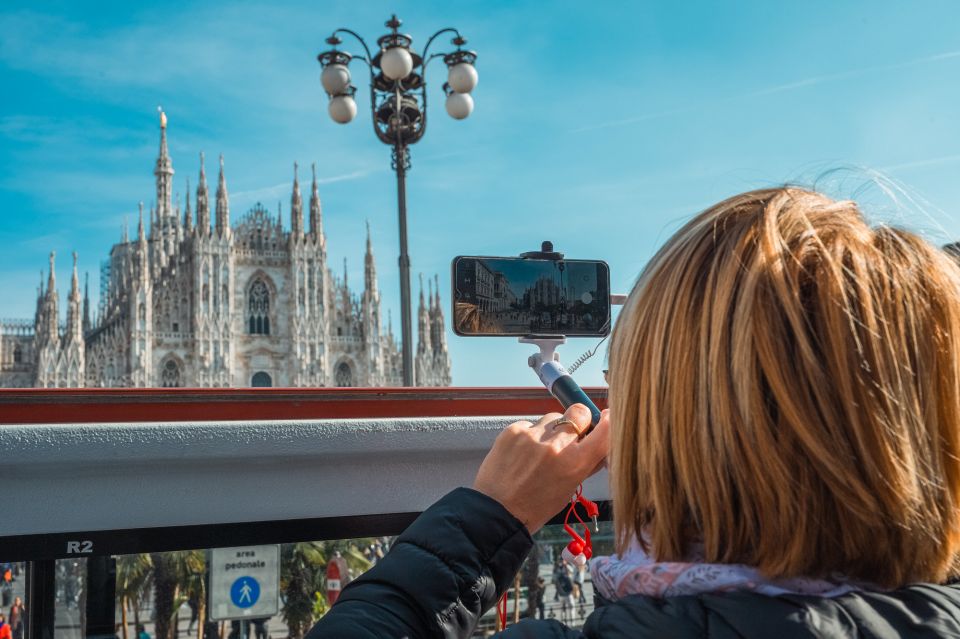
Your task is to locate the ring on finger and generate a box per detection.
[551,418,586,440]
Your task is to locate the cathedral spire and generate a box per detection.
[364,221,379,302]
[47,251,56,296]
[83,271,91,334]
[196,152,210,235]
[309,163,323,244]
[137,202,149,280]
[363,220,377,294]
[290,162,303,238]
[154,107,174,227]
[137,202,146,244]
[215,154,229,236]
[66,252,83,344]
[183,177,193,233]
[416,272,433,363]
[431,273,448,361]
[36,251,60,350]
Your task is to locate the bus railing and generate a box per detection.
[0,387,609,560]
[1,387,610,639]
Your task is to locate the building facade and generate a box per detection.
[0,112,452,388]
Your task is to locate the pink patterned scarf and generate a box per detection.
[590,537,873,600]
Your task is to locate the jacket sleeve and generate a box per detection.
[306,487,534,639]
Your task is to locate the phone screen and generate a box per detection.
[452,256,611,336]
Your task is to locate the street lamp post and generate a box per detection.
[317,15,478,386]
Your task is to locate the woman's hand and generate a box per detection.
[473,404,610,534]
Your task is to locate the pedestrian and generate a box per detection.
[574,564,586,604]
[7,597,23,639]
[252,617,268,639]
[0,615,12,639]
[555,565,574,624]
[136,624,149,639]
[186,593,198,633]
[550,557,563,602]
[0,571,10,609]
[63,564,77,609]
[533,577,545,620]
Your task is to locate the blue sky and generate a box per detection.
[2,1,960,386]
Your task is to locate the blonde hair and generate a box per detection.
[609,187,960,587]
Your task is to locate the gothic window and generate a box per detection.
[251,371,272,387]
[248,279,270,335]
[335,362,353,387]
[13,345,22,364]
[161,358,182,388]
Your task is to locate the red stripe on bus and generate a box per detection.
[0,387,608,424]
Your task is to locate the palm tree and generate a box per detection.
[280,541,374,639]
[281,542,326,639]
[150,552,178,639]
[115,554,153,639]
[169,551,206,639]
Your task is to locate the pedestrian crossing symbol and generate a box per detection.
[230,576,260,608]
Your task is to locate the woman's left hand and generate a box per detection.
[473,403,610,534]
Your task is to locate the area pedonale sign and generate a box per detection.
[209,545,280,621]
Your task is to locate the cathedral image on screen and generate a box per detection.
[0,112,452,389]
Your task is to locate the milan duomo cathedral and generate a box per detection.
[0,112,452,388]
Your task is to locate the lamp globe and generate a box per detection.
[445,92,474,120]
[381,46,414,80]
[329,95,357,124]
[447,63,478,94]
[321,64,351,95]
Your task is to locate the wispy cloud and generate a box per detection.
[231,168,376,205]
[879,153,960,173]
[574,49,960,134]
[317,169,377,185]
[745,49,960,98]
[0,6,321,117]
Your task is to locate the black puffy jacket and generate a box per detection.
[307,488,960,638]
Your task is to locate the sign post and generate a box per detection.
[209,545,280,625]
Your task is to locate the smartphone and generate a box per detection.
[452,256,611,337]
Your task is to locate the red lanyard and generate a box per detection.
[497,485,598,632]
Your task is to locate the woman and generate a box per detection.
[7,597,23,639]
[309,188,960,637]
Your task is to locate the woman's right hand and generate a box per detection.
[473,403,610,534]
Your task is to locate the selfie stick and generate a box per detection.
[520,335,603,431]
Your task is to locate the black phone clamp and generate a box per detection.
[518,241,603,431]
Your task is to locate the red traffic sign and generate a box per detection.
[326,556,348,605]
